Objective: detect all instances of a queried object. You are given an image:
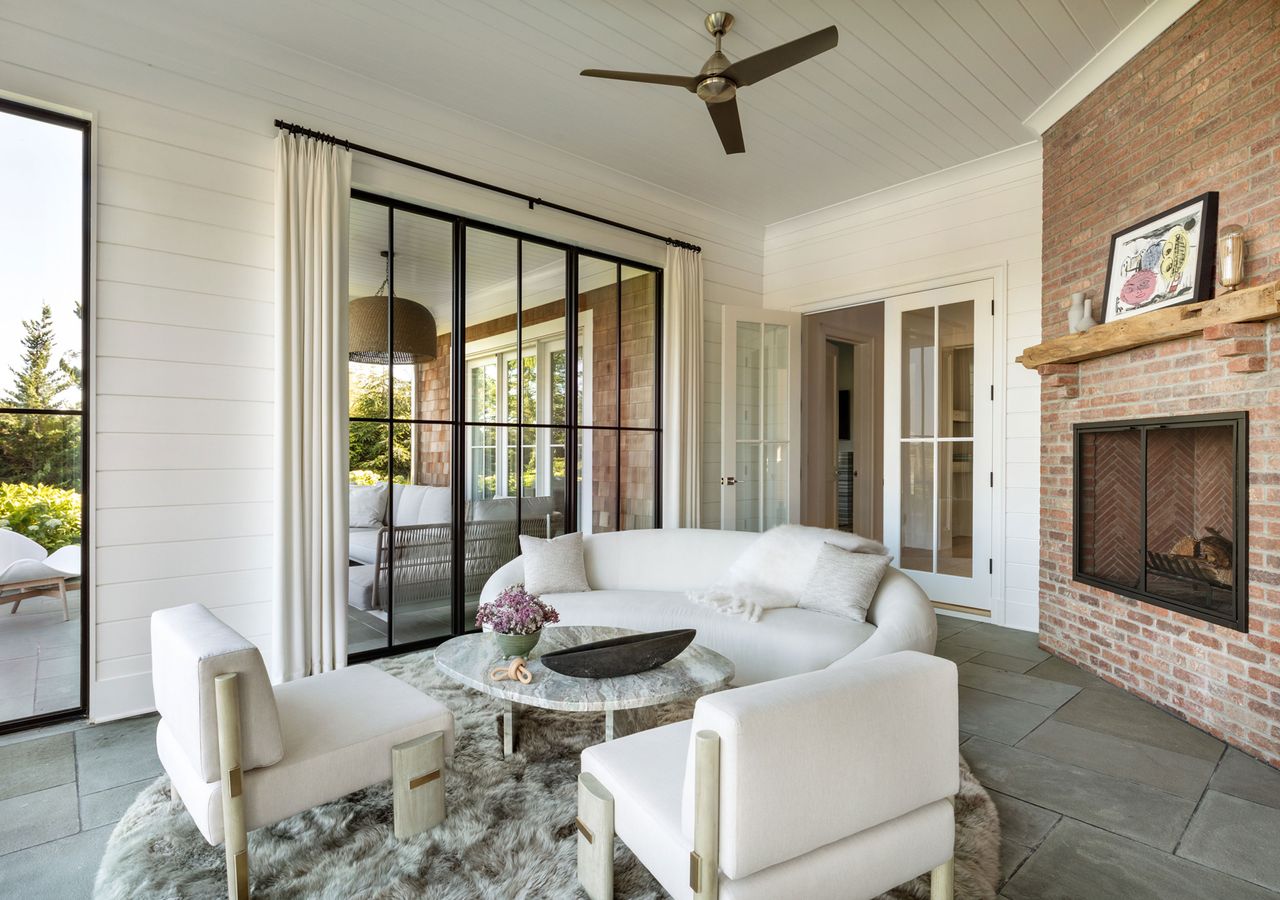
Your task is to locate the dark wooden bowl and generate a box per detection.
[540,629,696,678]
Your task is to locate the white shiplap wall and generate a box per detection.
[0,2,763,720]
[762,143,1043,631]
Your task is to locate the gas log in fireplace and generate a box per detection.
[1074,412,1248,631]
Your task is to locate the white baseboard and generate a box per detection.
[90,670,155,724]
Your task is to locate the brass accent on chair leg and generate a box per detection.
[233,850,249,900]
[575,816,594,843]
[408,769,441,791]
[689,851,702,892]
[228,766,242,799]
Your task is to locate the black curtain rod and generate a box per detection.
[274,119,702,254]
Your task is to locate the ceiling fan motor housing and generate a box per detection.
[697,47,736,103]
[697,76,736,103]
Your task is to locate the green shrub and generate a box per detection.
[0,482,82,551]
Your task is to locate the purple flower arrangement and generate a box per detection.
[476,585,560,636]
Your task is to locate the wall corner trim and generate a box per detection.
[1022,0,1201,136]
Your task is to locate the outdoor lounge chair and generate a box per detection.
[0,528,79,622]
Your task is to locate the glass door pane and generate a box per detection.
[723,311,799,532]
[902,307,935,438]
[900,442,934,573]
[939,442,973,577]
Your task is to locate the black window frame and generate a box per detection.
[348,190,663,663]
[0,97,92,735]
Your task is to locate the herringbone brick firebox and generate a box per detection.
[1038,0,1280,767]
[1075,414,1245,631]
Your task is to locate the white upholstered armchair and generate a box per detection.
[576,651,959,900]
[152,604,455,900]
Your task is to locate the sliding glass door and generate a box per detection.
[346,192,661,660]
[0,99,90,731]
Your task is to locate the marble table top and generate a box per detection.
[434,625,735,712]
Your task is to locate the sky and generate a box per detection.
[0,108,84,405]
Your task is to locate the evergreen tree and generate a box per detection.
[58,299,83,404]
[4,303,70,409]
[0,304,78,488]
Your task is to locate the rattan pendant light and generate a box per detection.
[349,250,437,363]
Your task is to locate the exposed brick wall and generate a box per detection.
[1039,0,1280,766]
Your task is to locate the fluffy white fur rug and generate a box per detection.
[95,651,1000,899]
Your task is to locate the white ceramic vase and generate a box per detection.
[1068,292,1096,333]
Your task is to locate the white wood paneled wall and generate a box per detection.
[0,2,763,721]
[762,144,1043,631]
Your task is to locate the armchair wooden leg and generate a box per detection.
[214,673,249,900]
[930,794,955,900]
[576,773,615,900]
[57,578,69,622]
[392,731,446,839]
[692,730,720,900]
[929,857,954,900]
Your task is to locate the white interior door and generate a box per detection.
[721,307,802,532]
[884,281,994,610]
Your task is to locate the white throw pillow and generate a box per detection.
[519,532,590,595]
[349,482,388,528]
[798,542,890,622]
[688,524,889,621]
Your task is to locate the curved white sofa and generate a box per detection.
[480,528,936,685]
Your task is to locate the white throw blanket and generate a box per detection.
[688,525,888,622]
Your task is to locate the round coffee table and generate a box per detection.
[435,625,735,756]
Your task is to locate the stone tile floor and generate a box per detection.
[1,614,1278,898]
[0,590,82,721]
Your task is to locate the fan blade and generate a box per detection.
[707,97,745,155]
[580,69,698,91]
[721,25,838,87]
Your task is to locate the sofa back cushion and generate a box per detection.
[392,483,451,526]
[349,482,388,528]
[581,529,757,592]
[681,651,959,880]
[151,603,285,784]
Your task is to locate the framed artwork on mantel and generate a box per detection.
[1101,191,1218,323]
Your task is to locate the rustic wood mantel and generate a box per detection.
[1018,280,1280,370]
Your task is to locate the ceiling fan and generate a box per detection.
[581,12,838,155]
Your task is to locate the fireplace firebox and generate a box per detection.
[1073,412,1248,631]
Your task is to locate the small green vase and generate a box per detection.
[494,630,540,658]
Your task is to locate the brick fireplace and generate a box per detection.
[1037,0,1280,766]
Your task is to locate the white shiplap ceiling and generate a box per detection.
[168,0,1151,224]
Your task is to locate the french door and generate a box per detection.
[884,281,994,611]
[720,307,802,531]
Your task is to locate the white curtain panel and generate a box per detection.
[662,245,704,527]
[272,131,351,681]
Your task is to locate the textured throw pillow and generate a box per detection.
[349,482,388,528]
[688,524,889,621]
[519,532,590,595]
[798,542,891,622]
